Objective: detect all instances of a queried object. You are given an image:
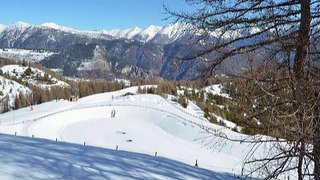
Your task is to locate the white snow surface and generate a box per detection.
[8,21,31,32]
[41,22,76,32]
[0,24,6,33]
[204,84,230,98]
[0,133,238,180]
[0,76,31,107]
[134,25,162,41]
[156,23,189,41]
[1,64,69,88]
[0,48,56,62]
[41,22,112,40]
[103,26,142,39]
[0,86,257,179]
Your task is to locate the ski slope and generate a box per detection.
[0,133,238,179]
[0,86,253,179]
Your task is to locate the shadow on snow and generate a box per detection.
[0,133,240,179]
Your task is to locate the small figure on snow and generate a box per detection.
[111,109,116,118]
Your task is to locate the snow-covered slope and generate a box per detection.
[105,23,189,44]
[0,48,56,62]
[151,23,191,44]
[41,22,112,39]
[41,22,77,33]
[0,76,31,107]
[0,22,35,47]
[132,25,162,42]
[0,133,237,179]
[1,64,69,88]
[204,84,230,98]
[0,86,256,178]
[0,24,6,33]
[102,26,142,39]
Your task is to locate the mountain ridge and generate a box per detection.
[0,21,256,80]
[0,21,189,44]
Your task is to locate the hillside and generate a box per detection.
[0,86,257,179]
[0,76,31,109]
[0,64,69,88]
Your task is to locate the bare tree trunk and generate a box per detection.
[298,140,305,180]
[293,1,311,179]
[293,0,310,79]
[314,95,320,180]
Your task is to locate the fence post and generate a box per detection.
[116,145,118,150]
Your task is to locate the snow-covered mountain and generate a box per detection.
[132,25,162,42]
[41,22,116,40]
[151,23,192,44]
[104,23,190,44]
[0,22,190,45]
[0,24,6,34]
[0,48,56,62]
[0,22,114,50]
[0,21,255,80]
[102,26,142,39]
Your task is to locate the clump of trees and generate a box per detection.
[77,80,123,98]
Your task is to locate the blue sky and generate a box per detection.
[0,0,190,30]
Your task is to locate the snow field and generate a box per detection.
[0,86,252,177]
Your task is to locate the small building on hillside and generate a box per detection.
[69,95,78,102]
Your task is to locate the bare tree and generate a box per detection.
[166,0,320,179]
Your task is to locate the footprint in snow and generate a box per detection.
[116,131,126,135]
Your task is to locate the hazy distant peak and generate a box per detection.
[0,21,194,44]
[141,25,162,33]
[103,26,143,39]
[133,25,162,42]
[41,22,63,29]
[0,24,7,33]
[5,21,31,33]
[12,21,30,27]
[41,22,77,33]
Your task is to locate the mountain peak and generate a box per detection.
[132,26,141,31]
[41,22,77,33]
[144,25,162,31]
[0,24,6,33]
[13,21,30,27]
[41,22,62,29]
[133,25,162,42]
[5,21,31,32]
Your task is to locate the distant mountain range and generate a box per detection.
[0,22,254,80]
[0,22,191,47]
